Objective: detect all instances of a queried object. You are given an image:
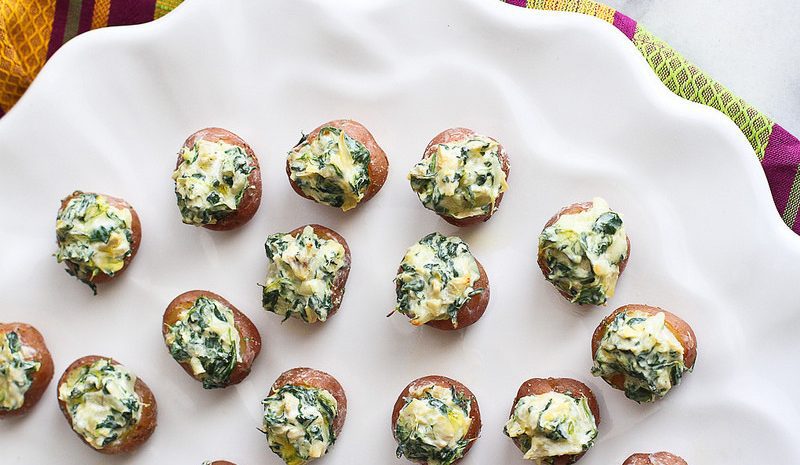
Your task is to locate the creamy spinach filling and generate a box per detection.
[165,296,242,389]
[538,197,627,305]
[395,233,483,326]
[0,331,40,411]
[287,127,371,211]
[504,392,597,463]
[262,226,346,323]
[262,384,338,465]
[591,310,687,403]
[395,384,472,465]
[55,192,133,292]
[57,359,142,449]
[408,134,508,219]
[172,139,254,225]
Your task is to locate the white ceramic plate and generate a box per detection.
[1,0,799,463]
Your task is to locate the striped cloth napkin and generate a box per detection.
[1,0,798,233]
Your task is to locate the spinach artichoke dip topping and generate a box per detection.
[287,127,371,211]
[591,310,687,403]
[57,359,142,449]
[504,391,597,463]
[261,384,338,465]
[165,296,242,389]
[395,233,483,327]
[538,197,627,305]
[395,384,473,465]
[55,192,133,289]
[0,331,40,410]
[408,134,508,219]
[262,226,346,323]
[172,139,254,225]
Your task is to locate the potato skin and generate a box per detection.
[162,290,262,387]
[0,323,54,418]
[391,375,482,464]
[421,128,510,227]
[396,257,490,331]
[57,191,142,286]
[57,355,157,454]
[270,367,347,437]
[623,452,688,465]
[591,304,698,392]
[537,200,631,303]
[508,378,600,465]
[286,119,389,208]
[178,127,262,231]
[287,224,352,321]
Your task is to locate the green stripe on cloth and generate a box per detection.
[782,166,800,228]
[155,0,183,19]
[63,0,84,43]
[632,27,774,160]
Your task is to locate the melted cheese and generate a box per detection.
[262,226,346,323]
[172,139,253,224]
[57,359,142,449]
[538,197,627,304]
[0,332,39,410]
[165,296,242,387]
[55,193,133,281]
[287,127,371,211]
[408,134,508,219]
[395,233,480,326]
[592,310,686,402]
[397,384,471,452]
[262,386,338,465]
[505,392,597,462]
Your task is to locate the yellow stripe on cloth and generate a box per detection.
[527,0,615,23]
[0,0,57,112]
[92,0,111,29]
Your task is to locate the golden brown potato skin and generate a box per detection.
[591,304,698,392]
[537,200,631,303]
[391,375,482,464]
[57,355,157,454]
[162,290,262,387]
[420,128,510,227]
[395,257,490,331]
[57,191,142,286]
[623,452,688,465]
[270,367,347,437]
[287,224,352,321]
[0,323,54,418]
[178,127,262,231]
[508,378,600,465]
[286,119,389,208]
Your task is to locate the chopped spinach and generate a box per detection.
[262,226,346,323]
[165,296,241,389]
[261,384,338,464]
[0,331,41,410]
[172,140,254,225]
[408,135,507,219]
[591,310,688,403]
[55,192,133,289]
[395,233,483,326]
[287,126,371,211]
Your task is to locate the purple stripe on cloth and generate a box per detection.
[762,124,800,217]
[46,0,71,58]
[78,0,96,34]
[108,0,157,26]
[506,0,527,7]
[612,11,637,41]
